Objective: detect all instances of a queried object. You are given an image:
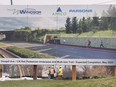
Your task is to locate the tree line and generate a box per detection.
[11,27,59,42]
[65,5,116,34]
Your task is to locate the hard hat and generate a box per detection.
[59,66,62,68]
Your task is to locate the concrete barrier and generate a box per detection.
[60,37,116,49]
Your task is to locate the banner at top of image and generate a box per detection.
[0,5,116,17]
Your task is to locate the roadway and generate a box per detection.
[4,41,116,59]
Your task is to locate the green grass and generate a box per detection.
[0,42,7,46]
[0,77,116,87]
[92,30,116,38]
[60,33,79,37]
[78,31,94,37]
[60,30,116,38]
[6,46,55,58]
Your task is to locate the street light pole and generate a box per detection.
[10,0,13,5]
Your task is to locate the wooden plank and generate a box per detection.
[72,65,76,80]
[108,66,116,76]
[114,66,116,76]
[18,65,22,78]
[33,65,37,80]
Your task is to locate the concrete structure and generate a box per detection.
[0,31,14,41]
[44,34,60,44]
[60,37,116,49]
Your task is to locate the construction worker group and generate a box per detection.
[48,65,63,79]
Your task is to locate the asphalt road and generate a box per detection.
[4,41,116,59]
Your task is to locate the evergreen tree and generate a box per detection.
[65,17,72,33]
[100,17,109,30]
[78,19,82,34]
[109,17,116,31]
[92,17,99,26]
[107,5,116,31]
[91,17,99,30]
[86,17,92,32]
[72,17,78,33]
[107,5,116,17]
[81,17,88,32]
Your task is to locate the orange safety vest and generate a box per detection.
[50,69,55,74]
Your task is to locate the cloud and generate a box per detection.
[30,17,57,29]
[0,17,32,31]
[0,17,66,31]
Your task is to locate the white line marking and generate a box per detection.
[60,55,70,59]
[38,48,52,52]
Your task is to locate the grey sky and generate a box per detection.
[0,0,116,5]
[0,17,66,31]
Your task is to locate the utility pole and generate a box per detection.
[11,0,13,5]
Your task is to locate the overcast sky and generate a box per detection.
[0,17,67,31]
[0,0,116,5]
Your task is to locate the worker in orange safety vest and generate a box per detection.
[50,66,55,79]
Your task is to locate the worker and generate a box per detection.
[58,66,63,79]
[50,66,55,79]
[48,67,51,79]
[63,39,66,44]
[100,40,104,48]
[87,39,91,48]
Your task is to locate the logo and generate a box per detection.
[52,7,67,16]
[69,9,93,13]
[57,7,62,12]
[8,8,41,15]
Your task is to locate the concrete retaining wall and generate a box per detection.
[60,37,116,49]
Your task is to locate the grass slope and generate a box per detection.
[0,77,116,87]
[0,42,7,46]
[7,46,55,58]
[60,30,116,38]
